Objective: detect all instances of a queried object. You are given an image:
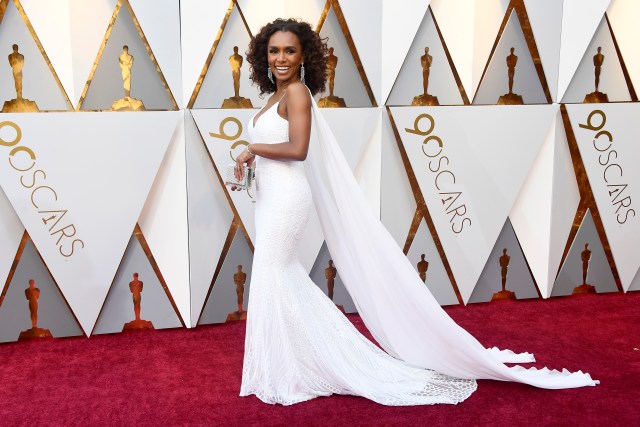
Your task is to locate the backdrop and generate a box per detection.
[0,0,638,342]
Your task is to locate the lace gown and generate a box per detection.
[240,100,477,406]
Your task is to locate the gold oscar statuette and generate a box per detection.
[112,45,146,111]
[2,44,39,112]
[573,244,596,294]
[417,253,429,283]
[227,265,248,321]
[324,259,345,313]
[497,47,524,105]
[412,47,439,106]
[318,47,347,108]
[584,47,609,103]
[123,273,155,331]
[491,249,517,301]
[222,46,253,109]
[18,279,52,340]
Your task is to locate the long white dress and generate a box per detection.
[240,94,597,406]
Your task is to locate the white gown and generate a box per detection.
[240,94,597,406]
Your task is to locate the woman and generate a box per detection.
[233,18,597,406]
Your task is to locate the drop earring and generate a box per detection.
[267,66,274,84]
[300,63,305,84]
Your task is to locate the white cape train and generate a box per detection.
[303,95,598,389]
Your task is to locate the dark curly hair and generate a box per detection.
[247,18,328,96]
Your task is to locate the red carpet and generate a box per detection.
[1,292,638,426]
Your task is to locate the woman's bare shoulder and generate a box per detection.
[285,82,312,107]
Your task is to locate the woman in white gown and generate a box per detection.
[233,19,598,406]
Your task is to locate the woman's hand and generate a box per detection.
[232,149,255,189]
[235,149,254,180]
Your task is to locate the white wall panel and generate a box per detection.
[557,0,611,101]
[180,0,231,107]
[0,112,178,333]
[381,0,431,104]
[567,103,640,291]
[391,105,555,302]
[139,111,191,327]
[129,0,182,107]
[387,7,464,106]
[524,0,564,101]
[608,0,640,97]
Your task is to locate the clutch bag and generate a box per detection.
[225,163,254,190]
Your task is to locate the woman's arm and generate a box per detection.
[236,82,311,173]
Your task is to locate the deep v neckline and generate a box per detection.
[252,92,286,128]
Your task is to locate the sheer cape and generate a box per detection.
[303,92,598,389]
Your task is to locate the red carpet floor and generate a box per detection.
[1,292,638,426]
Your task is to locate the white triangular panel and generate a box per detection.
[92,234,183,334]
[79,3,174,110]
[380,111,416,248]
[381,0,431,104]
[387,7,464,106]
[191,5,260,109]
[68,0,119,107]
[547,116,581,296]
[567,103,640,291]
[557,0,612,101]
[191,108,375,271]
[180,0,231,108]
[608,0,640,97]
[185,111,234,327]
[284,0,327,28]
[237,0,286,36]
[406,219,459,306]
[0,188,24,287]
[391,105,555,302]
[509,111,555,297]
[0,0,70,110]
[336,0,382,104]
[561,15,631,103]
[552,209,618,295]
[138,111,190,327]
[629,265,640,291]
[20,0,74,103]
[524,0,564,101]
[430,0,475,98]
[471,0,510,99]
[128,0,182,107]
[190,109,259,243]
[474,9,546,104]
[510,108,580,298]
[317,7,372,107]
[0,112,179,333]
[354,108,382,216]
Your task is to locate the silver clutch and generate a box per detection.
[225,163,254,190]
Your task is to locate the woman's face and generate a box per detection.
[267,30,304,86]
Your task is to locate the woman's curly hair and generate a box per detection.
[247,18,328,96]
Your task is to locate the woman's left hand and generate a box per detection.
[235,149,255,181]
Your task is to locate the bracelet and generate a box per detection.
[246,144,255,156]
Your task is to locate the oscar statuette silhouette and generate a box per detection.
[318,47,346,108]
[324,260,345,313]
[573,244,596,294]
[491,249,517,301]
[123,273,154,331]
[222,46,253,108]
[584,47,609,103]
[227,265,248,321]
[411,47,439,106]
[18,280,52,340]
[112,45,146,111]
[497,47,524,105]
[2,44,39,112]
[417,253,429,284]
